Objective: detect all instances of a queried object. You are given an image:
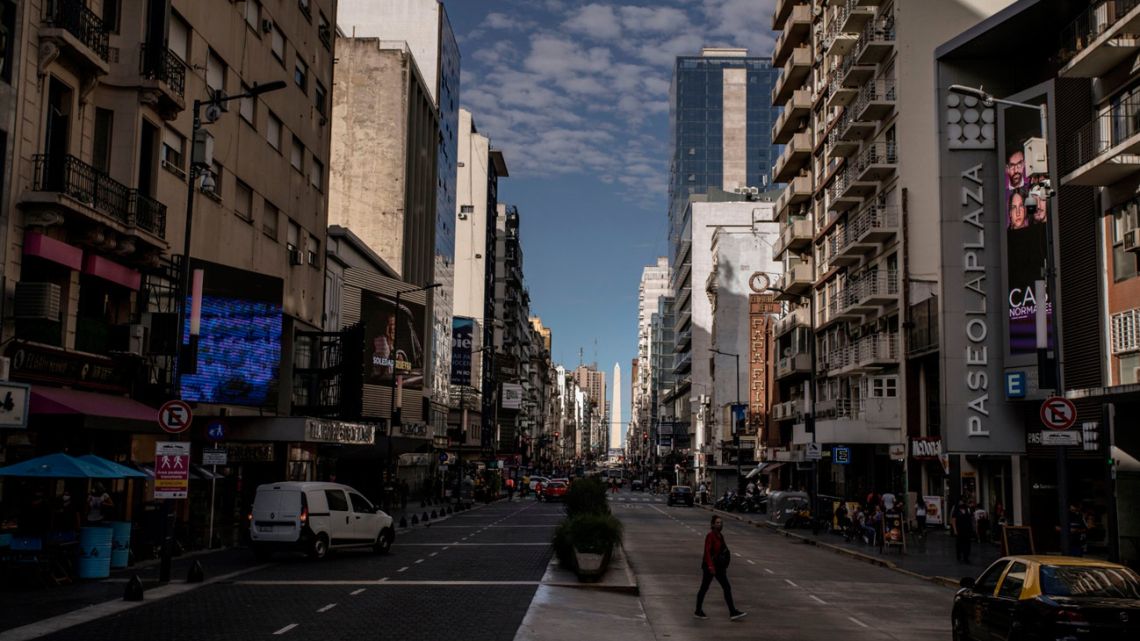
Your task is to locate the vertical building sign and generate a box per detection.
[450,317,474,386]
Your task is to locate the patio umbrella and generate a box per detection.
[76,455,148,479]
[0,453,122,479]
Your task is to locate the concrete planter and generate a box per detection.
[573,545,613,582]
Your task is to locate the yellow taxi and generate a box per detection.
[953,555,1140,641]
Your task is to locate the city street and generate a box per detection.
[4,491,962,641]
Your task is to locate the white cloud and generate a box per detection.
[618,6,689,33]
[562,3,623,40]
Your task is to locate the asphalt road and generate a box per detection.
[613,491,956,641]
[15,500,562,641]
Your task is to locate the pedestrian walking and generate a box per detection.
[86,484,113,525]
[952,500,975,563]
[694,516,747,622]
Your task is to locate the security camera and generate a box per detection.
[203,103,223,124]
[199,171,216,193]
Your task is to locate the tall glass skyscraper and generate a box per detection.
[668,49,779,258]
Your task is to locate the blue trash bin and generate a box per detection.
[78,526,112,579]
[109,521,131,568]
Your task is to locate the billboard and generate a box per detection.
[1002,95,1054,355]
[501,383,523,410]
[181,260,283,406]
[450,317,475,386]
[362,291,426,389]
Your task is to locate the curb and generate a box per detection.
[699,504,960,590]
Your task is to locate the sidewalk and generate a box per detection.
[0,500,463,636]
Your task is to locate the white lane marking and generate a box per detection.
[317,603,338,613]
[380,577,389,582]
[809,595,828,605]
[442,546,450,550]
[848,617,869,629]
[273,624,298,635]
[350,588,366,595]
[764,568,775,575]
[414,559,424,564]
[785,579,799,588]
[429,552,439,557]
[747,559,756,565]
[397,566,409,573]
[734,553,743,557]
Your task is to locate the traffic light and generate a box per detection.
[1082,422,1099,452]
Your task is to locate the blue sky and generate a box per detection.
[440,1,776,436]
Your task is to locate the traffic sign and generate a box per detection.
[206,420,225,442]
[805,442,822,461]
[202,448,227,466]
[1039,397,1076,431]
[1040,431,1080,446]
[157,400,193,434]
[0,382,30,429]
[154,441,190,499]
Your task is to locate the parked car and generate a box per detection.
[249,482,394,560]
[529,476,550,492]
[952,555,1140,641]
[668,485,694,507]
[631,479,644,492]
[542,481,569,501]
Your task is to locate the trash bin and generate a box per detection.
[108,521,132,568]
[78,526,113,579]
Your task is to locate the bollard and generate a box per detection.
[430,510,437,519]
[423,512,430,521]
[399,516,408,528]
[123,575,145,601]
[186,560,205,583]
[411,515,419,525]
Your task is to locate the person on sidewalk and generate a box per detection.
[952,500,975,563]
[695,516,747,622]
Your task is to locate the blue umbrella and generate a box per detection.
[76,455,148,479]
[0,453,122,479]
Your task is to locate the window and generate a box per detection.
[974,561,1008,596]
[207,50,226,97]
[206,161,223,199]
[348,493,373,514]
[318,12,332,49]
[1113,200,1140,281]
[307,235,320,267]
[235,179,253,221]
[310,157,323,191]
[998,563,1027,599]
[161,127,186,178]
[239,84,255,125]
[271,25,285,63]
[298,0,312,21]
[244,0,260,31]
[1112,309,1140,354]
[291,136,304,171]
[169,13,190,62]
[102,0,120,34]
[92,108,114,173]
[870,376,898,398]
[287,219,301,253]
[460,205,474,214]
[324,489,348,512]
[259,203,278,242]
[266,111,282,150]
[294,59,308,92]
[315,80,327,116]
[1040,565,1140,598]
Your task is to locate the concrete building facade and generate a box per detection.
[631,257,669,466]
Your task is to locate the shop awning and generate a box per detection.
[30,387,157,422]
[746,462,785,479]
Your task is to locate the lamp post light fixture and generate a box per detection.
[711,348,744,493]
[948,84,1068,553]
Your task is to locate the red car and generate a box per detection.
[542,481,569,501]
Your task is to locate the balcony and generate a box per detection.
[1059,0,1140,78]
[853,333,899,370]
[40,0,110,75]
[840,0,876,33]
[827,69,859,111]
[771,47,812,106]
[674,329,692,352]
[1061,94,1140,186]
[852,80,896,123]
[139,44,188,117]
[772,0,804,30]
[840,54,876,88]
[773,5,813,66]
[772,400,802,423]
[845,270,899,314]
[776,262,814,298]
[854,19,896,66]
[825,29,860,59]
[673,351,692,375]
[772,89,813,144]
[827,167,864,212]
[776,176,813,220]
[828,117,860,159]
[825,291,860,325]
[774,218,814,260]
[850,141,898,183]
[838,105,876,141]
[773,132,813,183]
[774,305,811,338]
[776,352,812,380]
[835,203,898,261]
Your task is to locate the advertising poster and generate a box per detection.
[154,442,190,499]
[501,383,523,410]
[923,496,945,526]
[362,291,426,389]
[181,260,284,406]
[881,512,905,547]
[450,317,475,386]
[1002,97,1054,355]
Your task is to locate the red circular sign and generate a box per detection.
[1039,397,1076,431]
[157,400,194,434]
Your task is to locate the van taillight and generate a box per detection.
[247,512,253,522]
[1055,609,1087,624]
[300,508,308,523]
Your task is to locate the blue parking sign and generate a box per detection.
[206,421,226,442]
[1005,372,1026,399]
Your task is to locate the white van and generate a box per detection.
[249,482,394,560]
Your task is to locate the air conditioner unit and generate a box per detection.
[13,282,61,320]
[1126,228,1140,253]
[128,324,148,355]
[288,248,304,266]
[262,19,274,34]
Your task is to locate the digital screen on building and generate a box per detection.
[362,290,426,389]
[1002,96,1054,355]
[180,260,284,406]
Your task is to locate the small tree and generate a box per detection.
[563,477,609,518]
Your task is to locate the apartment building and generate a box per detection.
[632,257,669,463]
[768,0,1009,497]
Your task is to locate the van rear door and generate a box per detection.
[253,488,302,534]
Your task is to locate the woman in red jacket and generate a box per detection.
[695,515,747,621]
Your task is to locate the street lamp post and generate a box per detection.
[386,283,441,508]
[711,348,742,493]
[455,345,493,507]
[948,85,1068,553]
[164,80,285,585]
